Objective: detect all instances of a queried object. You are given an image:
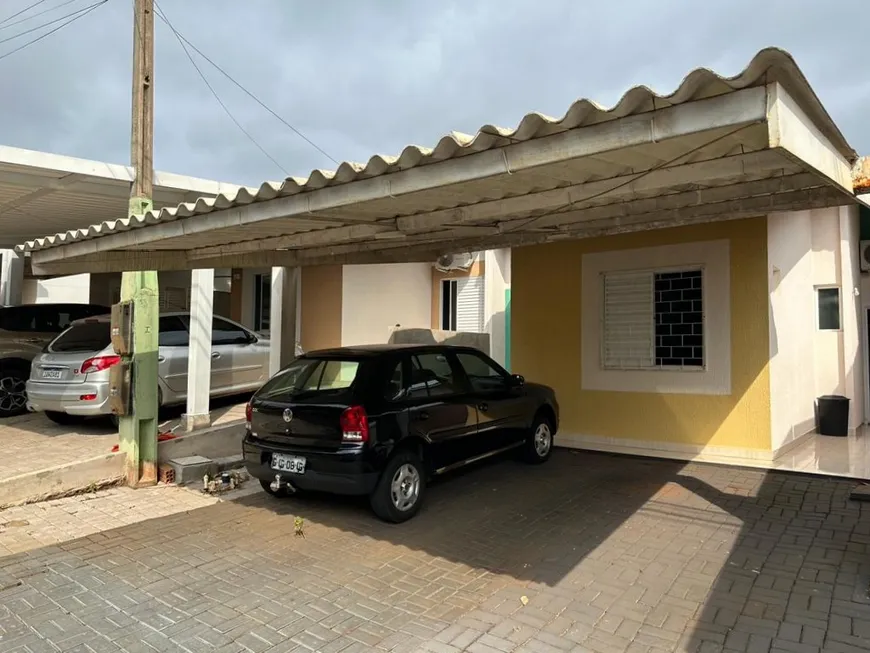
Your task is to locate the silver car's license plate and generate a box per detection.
[41,369,62,379]
[271,453,306,474]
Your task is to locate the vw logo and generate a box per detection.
[282,408,293,423]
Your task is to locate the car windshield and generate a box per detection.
[256,357,361,401]
[49,321,111,353]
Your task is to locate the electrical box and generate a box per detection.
[110,301,134,356]
[107,360,132,417]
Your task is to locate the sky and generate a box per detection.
[1,0,867,188]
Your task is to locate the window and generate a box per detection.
[49,322,110,353]
[409,353,463,398]
[456,352,508,393]
[158,315,190,347]
[212,318,251,346]
[602,268,704,370]
[384,359,405,401]
[440,279,457,330]
[159,287,189,311]
[257,358,361,400]
[817,287,841,331]
[254,274,271,332]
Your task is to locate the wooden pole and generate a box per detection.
[120,0,159,487]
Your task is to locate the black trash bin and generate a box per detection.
[817,395,850,437]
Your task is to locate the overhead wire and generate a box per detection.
[0,0,51,26]
[0,0,84,32]
[152,1,290,176]
[153,0,338,166]
[0,0,106,62]
[0,0,106,47]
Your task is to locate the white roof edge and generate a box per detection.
[0,144,253,195]
[16,46,859,254]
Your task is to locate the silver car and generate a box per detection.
[26,312,296,425]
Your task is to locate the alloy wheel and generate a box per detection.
[0,375,27,416]
[534,422,552,458]
[390,463,421,512]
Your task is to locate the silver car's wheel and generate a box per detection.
[390,463,421,512]
[0,372,27,418]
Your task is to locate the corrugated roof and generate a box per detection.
[17,47,856,254]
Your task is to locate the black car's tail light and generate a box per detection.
[244,401,253,430]
[340,405,369,443]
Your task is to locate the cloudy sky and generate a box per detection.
[1,0,867,187]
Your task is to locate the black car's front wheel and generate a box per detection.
[370,451,426,523]
[524,414,554,464]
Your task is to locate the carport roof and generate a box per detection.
[0,145,248,247]
[17,47,863,275]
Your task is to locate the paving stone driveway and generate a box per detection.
[0,450,868,653]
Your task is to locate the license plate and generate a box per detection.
[41,369,63,380]
[271,453,306,474]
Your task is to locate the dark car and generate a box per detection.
[0,303,110,418]
[243,344,559,522]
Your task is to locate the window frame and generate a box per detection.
[581,239,731,396]
[454,350,511,394]
[815,285,842,332]
[253,273,271,333]
[440,279,458,331]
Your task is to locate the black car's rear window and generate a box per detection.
[49,322,111,353]
[257,357,362,401]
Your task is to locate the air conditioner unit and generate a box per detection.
[435,252,474,272]
[861,241,870,273]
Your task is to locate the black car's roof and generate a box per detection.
[305,343,480,358]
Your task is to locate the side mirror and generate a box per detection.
[509,374,525,388]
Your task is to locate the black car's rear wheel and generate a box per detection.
[523,414,553,464]
[370,451,426,523]
[0,363,29,418]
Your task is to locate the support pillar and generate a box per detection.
[269,267,299,377]
[0,250,24,306]
[182,269,214,431]
[118,271,159,487]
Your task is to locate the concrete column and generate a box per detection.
[118,270,159,487]
[0,250,24,306]
[269,266,299,377]
[182,269,214,431]
[484,249,511,367]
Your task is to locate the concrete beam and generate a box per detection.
[26,86,769,265]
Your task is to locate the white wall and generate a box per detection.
[22,273,90,304]
[484,249,511,367]
[341,263,431,346]
[768,205,864,451]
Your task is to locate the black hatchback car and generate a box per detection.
[243,344,559,522]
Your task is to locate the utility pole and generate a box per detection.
[119,0,159,488]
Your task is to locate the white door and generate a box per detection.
[456,276,484,332]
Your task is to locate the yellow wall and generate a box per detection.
[512,217,771,451]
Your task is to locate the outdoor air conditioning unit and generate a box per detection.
[435,252,474,272]
[861,241,870,273]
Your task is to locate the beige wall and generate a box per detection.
[341,263,431,346]
[300,265,343,352]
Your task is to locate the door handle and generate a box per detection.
[415,411,429,421]
[157,355,165,363]
[211,352,220,359]
[478,403,488,412]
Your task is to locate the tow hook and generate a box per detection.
[270,474,296,493]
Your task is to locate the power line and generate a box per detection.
[0,0,105,47]
[0,0,50,26]
[0,0,83,32]
[152,2,290,176]
[153,1,338,166]
[0,0,105,61]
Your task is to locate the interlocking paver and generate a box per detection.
[0,451,868,652]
